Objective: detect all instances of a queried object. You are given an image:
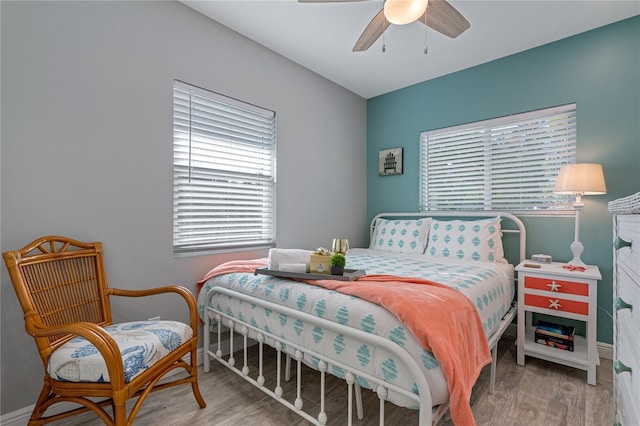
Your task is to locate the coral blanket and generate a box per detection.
[198,259,491,426]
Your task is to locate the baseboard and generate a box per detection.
[505,323,613,360]
[0,406,33,426]
[597,342,614,360]
[0,335,246,426]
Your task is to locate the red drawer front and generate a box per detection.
[524,276,589,296]
[524,294,589,315]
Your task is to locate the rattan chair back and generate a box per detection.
[5,237,112,354]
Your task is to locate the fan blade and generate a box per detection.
[420,0,470,38]
[353,9,390,52]
[298,0,369,3]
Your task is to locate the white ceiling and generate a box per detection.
[181,0,640,99]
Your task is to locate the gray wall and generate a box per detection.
[0,1,367,414]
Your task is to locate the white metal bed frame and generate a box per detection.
[203,211,526,425]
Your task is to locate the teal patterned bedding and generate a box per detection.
[198,248,514,408]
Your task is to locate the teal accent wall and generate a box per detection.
[367,16,640,345]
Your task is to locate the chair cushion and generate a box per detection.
[48,320,193,383]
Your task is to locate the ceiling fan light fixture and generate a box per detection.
[383,0,428,25]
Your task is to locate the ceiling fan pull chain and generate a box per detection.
[382,28,386,52]
[424,14,428,54]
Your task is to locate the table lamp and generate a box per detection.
[553,163,607,267]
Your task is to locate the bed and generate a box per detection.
[198,211,525,425]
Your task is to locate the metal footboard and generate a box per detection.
[203,286,437,425]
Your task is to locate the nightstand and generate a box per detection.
[516,261,601,385]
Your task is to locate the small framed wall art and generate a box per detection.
[378,147,403,176]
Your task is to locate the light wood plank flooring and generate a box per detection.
[54,336,613,425]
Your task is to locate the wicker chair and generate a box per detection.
[3,236,206,425]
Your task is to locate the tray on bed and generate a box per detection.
[254,268,366,281]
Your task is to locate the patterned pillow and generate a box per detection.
[370,218,432,254]
[425,217,505,263]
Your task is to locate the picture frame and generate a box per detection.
[378,147,403,176]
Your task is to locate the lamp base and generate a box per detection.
[568,241,586,267]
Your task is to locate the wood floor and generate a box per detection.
[54,336,614,426]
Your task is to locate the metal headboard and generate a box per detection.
[370,211,526,264]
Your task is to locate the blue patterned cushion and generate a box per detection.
[48,320,192,383]
[369,218,431,254]
[425,217,505,263]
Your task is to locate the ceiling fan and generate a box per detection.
[299,0,470,52]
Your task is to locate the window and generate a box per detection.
[419,104,576,213]
[173,81,276,255]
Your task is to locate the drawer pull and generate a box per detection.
[614,236,632,250]
[614,360,632,375]
[547,281,562,291]
[548,299,561,310]
[615,297,633,312]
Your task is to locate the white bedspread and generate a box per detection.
[198,248,514,408]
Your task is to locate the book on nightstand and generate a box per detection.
[534,320,575,351]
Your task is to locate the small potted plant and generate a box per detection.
[329,253,346,276]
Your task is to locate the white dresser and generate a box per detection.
[609,193,640,426]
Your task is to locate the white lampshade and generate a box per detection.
[553,163,607,195]
[384,0,428,25]
[553,163,606,267]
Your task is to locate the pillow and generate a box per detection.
[425,217,505,263]
[370,217,431,254]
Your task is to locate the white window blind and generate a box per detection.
[419,104,577,212]
[173,81,276,255]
